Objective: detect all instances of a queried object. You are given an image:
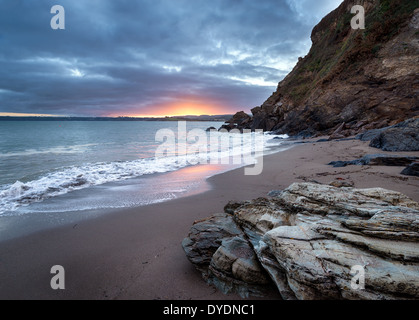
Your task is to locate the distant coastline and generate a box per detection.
[0,115,233,122]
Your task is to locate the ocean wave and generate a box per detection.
[0,144,99,158]
[0,132,287,215]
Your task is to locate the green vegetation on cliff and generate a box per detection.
[284,0,419,105]
[232,0,419,135]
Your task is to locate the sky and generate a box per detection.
[0,0,343,117]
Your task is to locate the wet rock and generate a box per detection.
[218,123,236,132]
[60,177,88,188]
[267,190,283,197]
[356,128,388,142]
[401,162,419,177]
[329,154,419,168]
[394,117,419,129]
[370,127,419,152]
[226,111,252,126]
[219,111,252,132]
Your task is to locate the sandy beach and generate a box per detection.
[0,138,418,300]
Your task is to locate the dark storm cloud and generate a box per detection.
[0,0,343,116]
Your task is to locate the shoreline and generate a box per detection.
[0,138,418,299]
[0,138,289,243]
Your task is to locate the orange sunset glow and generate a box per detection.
[109,100,231,118]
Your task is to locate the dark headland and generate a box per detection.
[220,0,419,137]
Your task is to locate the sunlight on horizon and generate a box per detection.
[111,101,232,118]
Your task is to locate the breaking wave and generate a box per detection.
[0,132,288,215]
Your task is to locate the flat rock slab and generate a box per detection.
[183,183,419,300]
[328,154,419,168]
[365,119,419,152]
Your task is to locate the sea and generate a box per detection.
[0,120,288,240]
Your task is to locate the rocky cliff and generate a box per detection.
[227,0,419,137]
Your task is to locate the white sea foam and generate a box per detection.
[0,132,288,215]
[0,144,99,158]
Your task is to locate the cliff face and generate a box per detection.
[235,0,419,136]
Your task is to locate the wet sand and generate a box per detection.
[0,138,418,300]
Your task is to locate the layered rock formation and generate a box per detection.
[183,183,419,300]
[188,0,419,301]
[223,0,419,136]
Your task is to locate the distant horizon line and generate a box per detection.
[0,113,234,118]
[0,115,234,118]
[0,114,234,121]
